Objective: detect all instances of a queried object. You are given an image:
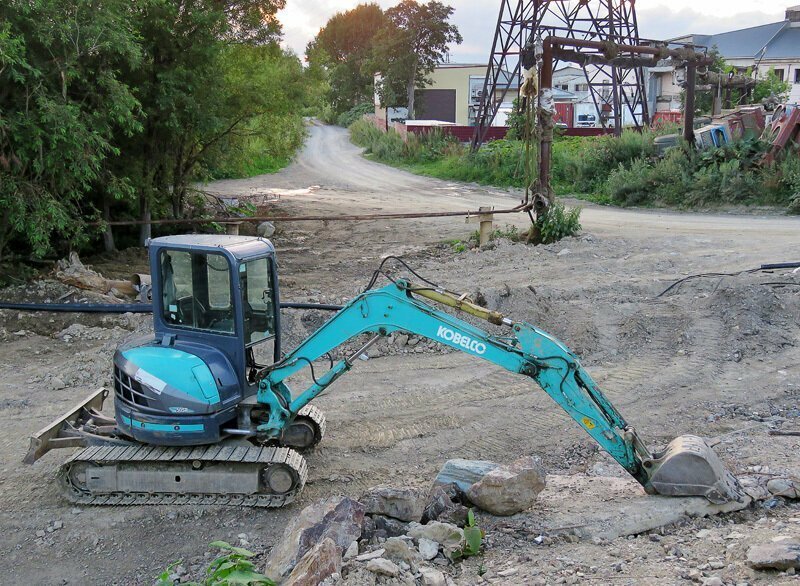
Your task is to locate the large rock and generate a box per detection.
[767,477,800,499]
[362,485,426,522]
[283,538,341,586]
[366,557,401,577]
[265,497,364,581]
[466,456,546,515]
[372,514,410,538]
[383,536,420,563]
[423,485,469,526]
[420,567,447,586]
[747,541,800,570]
[538,475,750,541]
[434,459,500,493]
[408,521,464,549]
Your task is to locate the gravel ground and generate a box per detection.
[1,122,798,585]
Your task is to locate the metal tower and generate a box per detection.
[471,0,650,149]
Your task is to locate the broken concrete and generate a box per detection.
[747,541,800,571]
[418,537,439,560]
[361,485,426,522]
[534,475,750,541]
[420,567,447,586]
[466,456,547,515]
[282,538,341,586]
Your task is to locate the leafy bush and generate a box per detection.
[336,103,374,127]
[606,140,799,210]
[530,202,582,244]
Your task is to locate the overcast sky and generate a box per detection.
[278,0,789,62]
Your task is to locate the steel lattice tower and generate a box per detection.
[472,0,650,148]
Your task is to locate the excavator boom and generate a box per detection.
[256,279,744,504]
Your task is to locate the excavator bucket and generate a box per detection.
[647,435,746,504]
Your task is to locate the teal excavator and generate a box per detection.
[26,235,744,507]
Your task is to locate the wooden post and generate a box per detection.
[466,206,495,247]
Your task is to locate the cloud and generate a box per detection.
[278,0,786,63]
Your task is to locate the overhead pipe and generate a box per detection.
[533,36,712,209]
[0,301,343,314]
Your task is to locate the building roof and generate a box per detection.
[676,16,799,60]
[763,26,800,58]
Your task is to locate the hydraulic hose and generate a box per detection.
[0,301,342,313]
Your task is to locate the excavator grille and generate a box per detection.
[113,366,150,408]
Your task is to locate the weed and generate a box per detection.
[156,541,275,586]
[450,509,485,562]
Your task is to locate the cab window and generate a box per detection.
[240,257,275,345]
[160,250,234,334]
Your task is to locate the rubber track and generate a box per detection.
[296,404,327,446]
[59,444,307,507]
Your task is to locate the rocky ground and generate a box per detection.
[1,123,799,585]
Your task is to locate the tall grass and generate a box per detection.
[349,118,800,212]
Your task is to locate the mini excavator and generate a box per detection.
[26,235,744,507]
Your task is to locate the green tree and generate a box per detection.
[1,0,303,258]
[370,0,462,119]
[110,0,287,244]
[753,67,791,104]
[0,0,142,260]
[307,3,385,114]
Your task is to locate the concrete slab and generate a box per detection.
[529,474,750,541]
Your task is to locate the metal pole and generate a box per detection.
[537,39,555,209]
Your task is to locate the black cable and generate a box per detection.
[655,263,800,299]
[363,256,443,292]
[292,356,322,387]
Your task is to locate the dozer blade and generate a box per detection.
[24,388,116,464]
[647,435,746,504]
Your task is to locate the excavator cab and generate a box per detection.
[112,235,283,446]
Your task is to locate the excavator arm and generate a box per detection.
[258,279,744,503]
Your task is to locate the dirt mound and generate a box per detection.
[698,282,799,360]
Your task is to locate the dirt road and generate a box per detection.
[1,122,799,585]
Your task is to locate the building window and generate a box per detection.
[795,69,800,84]
[575,84,589,92]
[774,68,785,82]
[558,84,569,91]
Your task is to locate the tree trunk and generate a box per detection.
[102,196,115,253]
[406,62,417,120]
[139,194,151,245]
[0,208,10,263]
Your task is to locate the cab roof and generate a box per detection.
[148,235,275,260]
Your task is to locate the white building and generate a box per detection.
[551,65,642,127]
[651,5,800,113]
